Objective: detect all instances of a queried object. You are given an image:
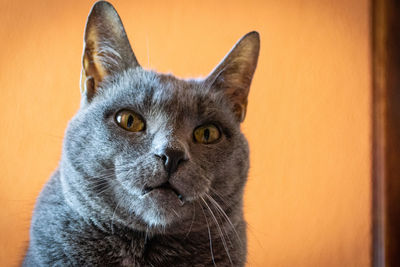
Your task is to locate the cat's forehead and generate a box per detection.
[101,68,222,117]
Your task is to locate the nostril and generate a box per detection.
[155,154,168,163]
[176,158,184,166]
[155,148,187,175]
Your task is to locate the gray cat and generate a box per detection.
[24,1,259,266]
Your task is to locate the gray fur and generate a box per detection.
[24,1,259,266]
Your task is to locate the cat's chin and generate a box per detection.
[135,187,189,227]
[142,182,184,203]
[142,187,185,207]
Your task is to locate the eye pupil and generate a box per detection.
[204,128,210,141]
[193,124,220,144]
[127,115,134,128]
[115,110,145,132]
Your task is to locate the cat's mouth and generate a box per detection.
[142,182,184,203]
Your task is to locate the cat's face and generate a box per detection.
[65,69,249,228]
[61,1,259,232]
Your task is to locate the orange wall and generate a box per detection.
[0,0,371,266]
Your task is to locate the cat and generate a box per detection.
[24,1,259,266]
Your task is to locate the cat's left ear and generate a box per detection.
[205,32,260,122]
[80,1,140,102]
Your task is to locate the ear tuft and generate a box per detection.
[80,1,140,102]
[206,31,260,122]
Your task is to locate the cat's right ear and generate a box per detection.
[80,1,140,103]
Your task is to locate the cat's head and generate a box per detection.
[61,1,259,232]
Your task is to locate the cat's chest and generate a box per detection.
[69,228,193,266]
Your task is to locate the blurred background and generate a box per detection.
[0,0,371,266]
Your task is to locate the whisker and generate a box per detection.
[198,201,216,267]
[205,193,243,247]
[201,196,233,266]
[85,178,115,192]
[95,183,115,197]
[184,203,196,240]
[206,196,233,248]
[171,208,180,218]
[111,197,123,235]
[208,187,229,206]
[144,226,149,245]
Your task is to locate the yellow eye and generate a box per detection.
[193,124,221,144]
[115,110,145,132]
